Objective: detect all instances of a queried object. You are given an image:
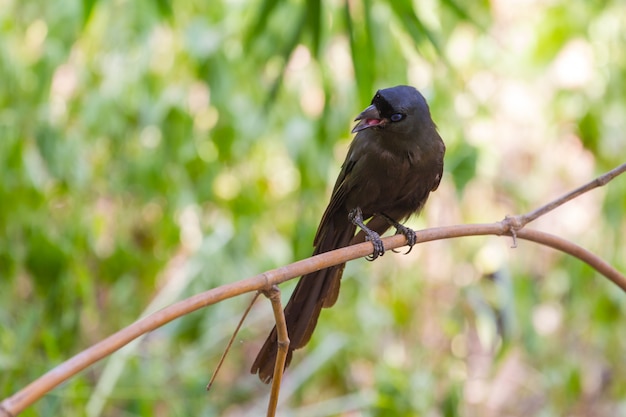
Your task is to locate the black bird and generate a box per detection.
[251,85,445,383]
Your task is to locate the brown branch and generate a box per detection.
[263,286,289,417]
[426,223,626,292]
[516,162,626,226]
[513,228,624,288]
[1,164,625,415]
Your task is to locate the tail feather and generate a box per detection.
[251,214,355,383]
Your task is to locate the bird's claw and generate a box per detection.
[349,207,386,261]
[365,231,385,261]
[394,224,417,255]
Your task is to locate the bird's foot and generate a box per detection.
[349,207,385,261]
[381,213,417,255]
[364,231,384,261]
[393,223,417,254]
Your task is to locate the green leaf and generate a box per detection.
[81,0,98,26]
[387,0,443,55]
[306,0,322,57]
[344,0,375,103]
[244,0,280,47]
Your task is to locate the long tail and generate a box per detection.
[250,212,400,383]
[250,213,357,383]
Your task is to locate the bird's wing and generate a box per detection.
[429,133,445,192]
[313,149,359,247]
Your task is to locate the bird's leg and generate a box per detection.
[348,207,385,261]
[380,213,417,255]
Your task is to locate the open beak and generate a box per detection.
[351,104,384,133]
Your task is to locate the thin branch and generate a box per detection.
[263,286,289,417]
[425,223,626,292]
[1,163,625,415]
[207,292,261,391]
[514,228,624,289]
[517,162,626,226]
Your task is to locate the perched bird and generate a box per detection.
[251,85,445,383]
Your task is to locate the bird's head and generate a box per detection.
[351,85,432,135]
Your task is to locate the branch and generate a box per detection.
[263,286,289,417]
[1,163,625,416]
[207,292,260,391]
[517,162,626,226]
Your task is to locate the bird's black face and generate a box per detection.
[351,85,429,134]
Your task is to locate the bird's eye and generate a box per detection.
[390,113,405,122]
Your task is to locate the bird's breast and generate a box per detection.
[346,145,433,217]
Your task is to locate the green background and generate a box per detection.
[1,0,625,415]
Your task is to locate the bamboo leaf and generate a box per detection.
[344,0,375,103]
[81,0,97,27]
[306,0,322,57]
[386,0,443,55]
[245,0,280,47]
[440,0,488,29]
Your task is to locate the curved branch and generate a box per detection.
[2,223,624,416]
[514,228,625,289]
[2,163,625,416]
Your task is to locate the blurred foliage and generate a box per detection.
[1,0,625,416]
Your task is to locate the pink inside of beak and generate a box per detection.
[364,118,382,127]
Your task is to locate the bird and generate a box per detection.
[251,85,445,383]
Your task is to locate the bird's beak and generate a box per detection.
[352,104,384,133]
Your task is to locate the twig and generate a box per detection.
[514,228,624,289]
[207,292,261,391]
[514,162,626,227]
[0,404,12,417]
[1,163,625,415]
[262,286,290,417]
